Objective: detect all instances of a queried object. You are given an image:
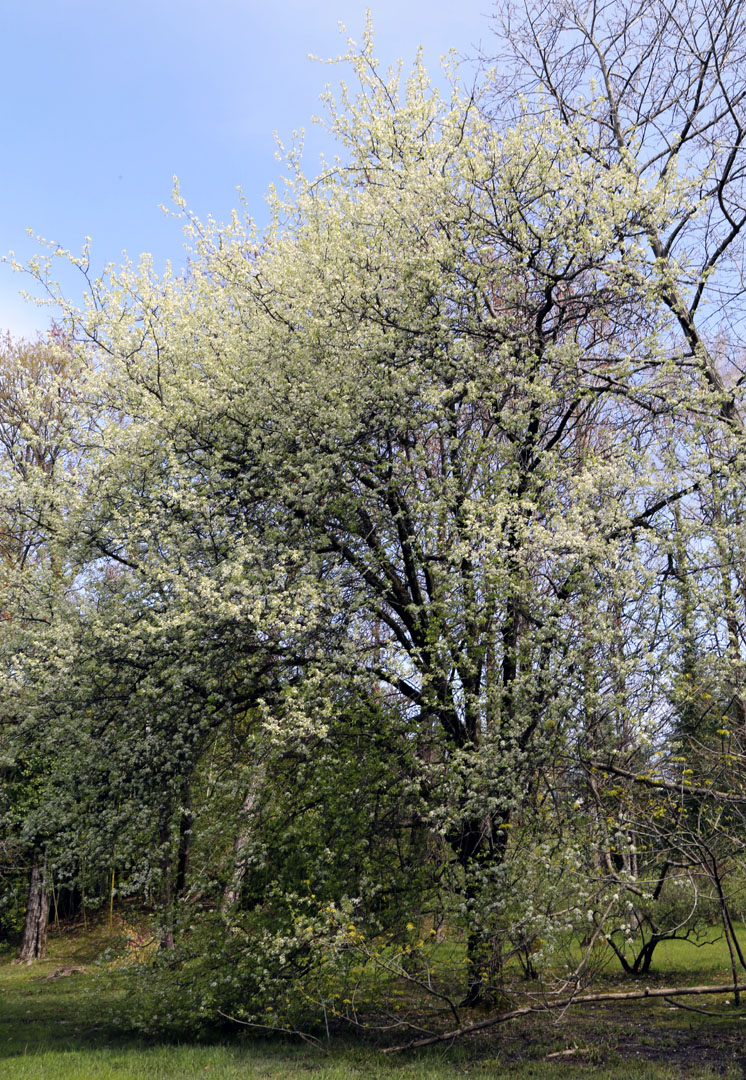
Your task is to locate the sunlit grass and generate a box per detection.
[2,1045,740,1080]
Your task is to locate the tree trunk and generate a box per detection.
[157,783,193,951]
[455,815,507,1006]
[17,850,50,964]
[222,766,264,918]
[174,782,192,902]
[158,805,175,950]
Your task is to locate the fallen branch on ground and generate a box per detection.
[382,983,738,1052]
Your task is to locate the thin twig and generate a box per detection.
[662,996,722,1017]
[216,1010,327,1052]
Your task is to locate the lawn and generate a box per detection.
[1,921,745,1079]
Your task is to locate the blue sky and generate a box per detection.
[0,1,490,338]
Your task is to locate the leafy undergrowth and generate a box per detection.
[1,917,746,1079]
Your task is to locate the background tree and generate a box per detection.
[0,328,83,961]
[490,0,746,430]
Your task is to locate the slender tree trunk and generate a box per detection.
[174,782,192,901]
[17,850,50,964]
[222,766,264,918]
[158,807,175,950]
[157,782,193,950]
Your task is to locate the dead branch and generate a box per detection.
[662,995,723,1017]
[382,983,738,1052]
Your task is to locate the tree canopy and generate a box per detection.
[3,4,746,1039]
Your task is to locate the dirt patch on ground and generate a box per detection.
[492,1002,746,1075]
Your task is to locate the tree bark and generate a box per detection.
[222,766,264,918]
[17,850,50,964]
[455,814,508,1006]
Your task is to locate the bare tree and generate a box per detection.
[489,0,746,430]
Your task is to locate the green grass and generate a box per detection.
[631,927,739,978]
[1,1046,737,1080]
[4,1046,735,1080]
[1,923,746,1079]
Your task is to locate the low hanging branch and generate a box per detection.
[382,983,738,1053]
